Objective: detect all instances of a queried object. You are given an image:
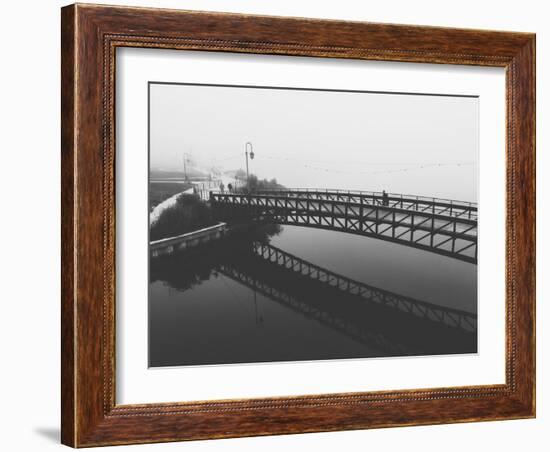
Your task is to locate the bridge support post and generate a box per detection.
[359,196,364,233]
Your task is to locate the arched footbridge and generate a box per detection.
[211,188,478,264]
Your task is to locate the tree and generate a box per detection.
[150,194,214,241]
[234,168,247,181]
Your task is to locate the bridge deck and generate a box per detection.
[211,189,478,263]
[256,188,477,221]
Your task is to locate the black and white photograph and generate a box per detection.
[148,82,479,367]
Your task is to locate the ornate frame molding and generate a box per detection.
[62,4,535,447]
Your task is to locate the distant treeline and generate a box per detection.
[246,175,283,192]
[230,169,283,192]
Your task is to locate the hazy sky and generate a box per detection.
[149,83,478,202]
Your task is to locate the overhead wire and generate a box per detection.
[208,152,475,175]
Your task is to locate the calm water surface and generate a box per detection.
[149,225,477,367]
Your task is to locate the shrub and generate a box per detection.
[150,194,215,241]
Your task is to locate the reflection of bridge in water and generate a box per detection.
[211,188,478,264]
[250,242,475,331]
[217,241,476,357]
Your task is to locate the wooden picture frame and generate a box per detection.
[61,3,535,447]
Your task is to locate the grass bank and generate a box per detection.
[149,182,193,210]
[150,194,215,241]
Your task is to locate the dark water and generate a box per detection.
[149,225,477,367]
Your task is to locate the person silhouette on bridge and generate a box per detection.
[227,183,233,193]
[219,182,225,193]
[382,190,389,206]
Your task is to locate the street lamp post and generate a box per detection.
[245,141,254,191]
[182,153,189,182]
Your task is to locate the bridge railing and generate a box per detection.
[254,187,477,210]
[150,222,227,258]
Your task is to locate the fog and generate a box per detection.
[150,83,478,202]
